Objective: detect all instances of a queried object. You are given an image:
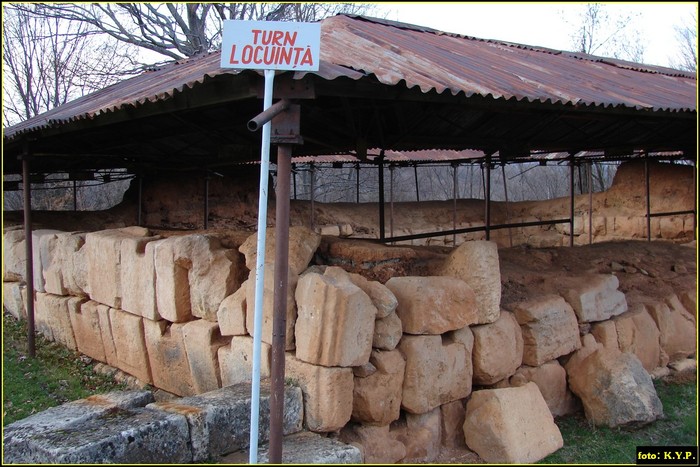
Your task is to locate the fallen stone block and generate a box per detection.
[295,268,375,367]
[386,275,478,334]
[3,281,26,320]
[3,391,155,463]
[613,305,662,373]
[148,381,303,462]
[567,348,663,428]
[510,361,579,417]
[441,240,501,324]
[440,399,467,448]
[463,382,563,463]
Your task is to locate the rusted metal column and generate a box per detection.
[569,155,575,247]
[645,156,651,242]
[22,152,36,358]
[309,163,315,230]
[502,164,513,247]
[378,151,386,241]
[694,161,697,240]
[269,145,292,464]
[389,164,395,239]
[204,172,210,230]
[484,158,491,241]
[414,164,420,202]
[292,163,297,200]
[137,174,143,226]
[452,163,458,245]
[588,162,593,245]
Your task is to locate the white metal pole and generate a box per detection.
[249,68,275,464]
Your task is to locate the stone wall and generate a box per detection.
[3,223,696,463]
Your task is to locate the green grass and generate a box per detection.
[2,312,127,425]
[540,376,698,464]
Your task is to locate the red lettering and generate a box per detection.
[253,45,263,64]
[278,46,292,65]
[300,47,313,67]
[272,30,284,46]
[229,44,239,64]
[251,29,262,44]
[241,45,253,63]
[284,31,297,46]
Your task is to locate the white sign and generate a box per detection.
[221,20,321,71]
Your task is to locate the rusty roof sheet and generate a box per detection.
[4,14,696,141]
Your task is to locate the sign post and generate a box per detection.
[221,20,320,464]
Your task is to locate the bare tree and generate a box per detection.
[21,3,378,62]
[670,11,698,72]
[2,4,138,126]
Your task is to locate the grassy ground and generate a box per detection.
[2,312,127,425]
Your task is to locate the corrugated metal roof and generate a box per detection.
[4,14,695,142]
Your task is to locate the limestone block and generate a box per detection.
[463,383,563,463]
[392,408,442,463]
[32,230,63,293]
[182,319,228,393]
[372,311,402,351]
[217,283,247,336]
[34,293,81,350]
[143,319,193,396]
[256,431,362,464]
[352,349,405,425]
[3,229,26,282]
[567,349,663,427]
[5,407,192,464]
[294,269,375,367]
[86,227,150,309]
[120,235,160,320]
[70,301,107,362]
[285,353,354,432]
[43,232,89,297]
[679,289,696,318]
[398,331,472,414]
[246,263,298,350]
[472,311,523,385]
[441,240,501,324]
[386,276,478,334]
[440,400,467,448]
[339,423,406,464]
[109,308,153,385]
[324,266,397,318]
[218,336,271,387]
[563,333,604,373]
[96,304,118,368]
[3,390,155,464]
[590,320,620,352]
[512,295,580,366]
[239,226,321,275]
[149,381,303,462]
[645,296,696,363]
[659,216,684,239]
[613,306,661,373]
[3,281,26,320]
[154,238,191,323]
[511,361,579,417]
[559,274,628,323]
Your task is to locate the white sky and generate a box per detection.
[375,2,697,68]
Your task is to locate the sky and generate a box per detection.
[374,2,697,68]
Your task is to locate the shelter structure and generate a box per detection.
[3,14,697,461]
